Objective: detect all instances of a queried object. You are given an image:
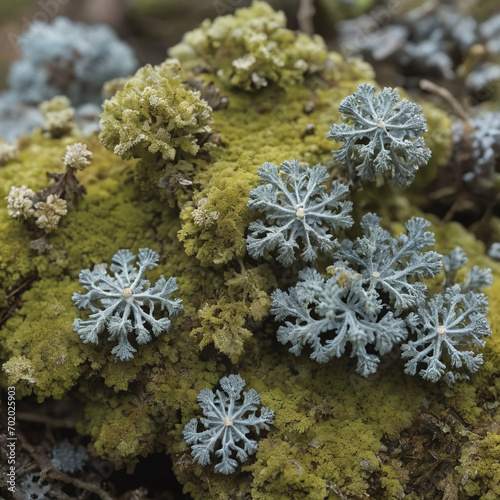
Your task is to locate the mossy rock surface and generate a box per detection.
[1,4,499,499]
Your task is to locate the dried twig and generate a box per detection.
[297,0,315,36]
[419,79,470,123]
[18,433,114,500]
[16,412,76,429]
[0,277,36,327]
[5,277,35,300]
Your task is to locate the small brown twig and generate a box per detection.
[419,79,470,123]
[297,0,315,36]
[0,277,36,327]
[18,433,114,500]
[6,277,36,300]
[16,412,76,429]
[442,193,468,224]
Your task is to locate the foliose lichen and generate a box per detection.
[0,16,137,142]
[327,83,431,186]
[8,16,137,106]
[169,1,329,91]
[183,374,274,474]
[50,441,88,473]
[100,59,213,164]
[246,159,353,266]
[73,248,183,361]
[403,284,491,384]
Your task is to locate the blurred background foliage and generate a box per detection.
[3,0,499,92]
[0,0,378,90]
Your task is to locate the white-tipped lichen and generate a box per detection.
[40,96,75,138]
[34,194,68,233]
[5,185,35,219]
[2,355,37,385]
[192,198,220,229]
[100,59,213,162]
[0,141,19,165]
[62,143,93,170]
[169,1,328,92]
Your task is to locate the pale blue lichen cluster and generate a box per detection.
[327,83,431,186]
[268,215,492,382]
[246,159,353,266]
[18,473,51,499]
[339,7,500,92]
[403,285,490,384]
[73,248,183,361]
[50,441,88,473]
[453,111,500,191]
[8,17,137,105]
[239,82,492,384]
[0,17,137,141]
[270,214,443,376]
[183,374,274,475]
[402,246,493,384]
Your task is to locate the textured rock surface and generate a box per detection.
[1,3,498,499]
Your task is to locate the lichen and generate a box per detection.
[169,1,329,92]
[0,140,19,165]
[99,58,213,199]
[39,96,76,139]
[73,248,183,361]
[2,355,36,385]
[2,4,494,500]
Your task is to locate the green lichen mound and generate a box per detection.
[169,0,329,91]
[99,59,213,162]
[2,3,499,499]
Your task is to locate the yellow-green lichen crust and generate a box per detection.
[169,1,329,92]
[1,3,499,499]
[99,59,213,163]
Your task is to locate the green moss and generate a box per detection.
[99,59,213,201]
[176,74,370,268]
[458,432,500,498]
[416,100,452,188]
[1,3,498,499]
[174,336,426,499]
[0,277,87,401]
[169,1,329,92]
[0,136,64,292]
[0,135,173,400]
[192,263,276,361]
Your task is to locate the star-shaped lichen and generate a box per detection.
[333,213,443,315]
[183,374,274,474]
[327,83,431,186]
[246,159,353,266]
[402,285,490,384]
[73,248,183,361]
[271,267,408,376]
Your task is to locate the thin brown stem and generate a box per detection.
[18,433,114,500]
[16,412,76,429]
[6,277,35,299]
[297,0,315,36]
[419,79,470,123]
